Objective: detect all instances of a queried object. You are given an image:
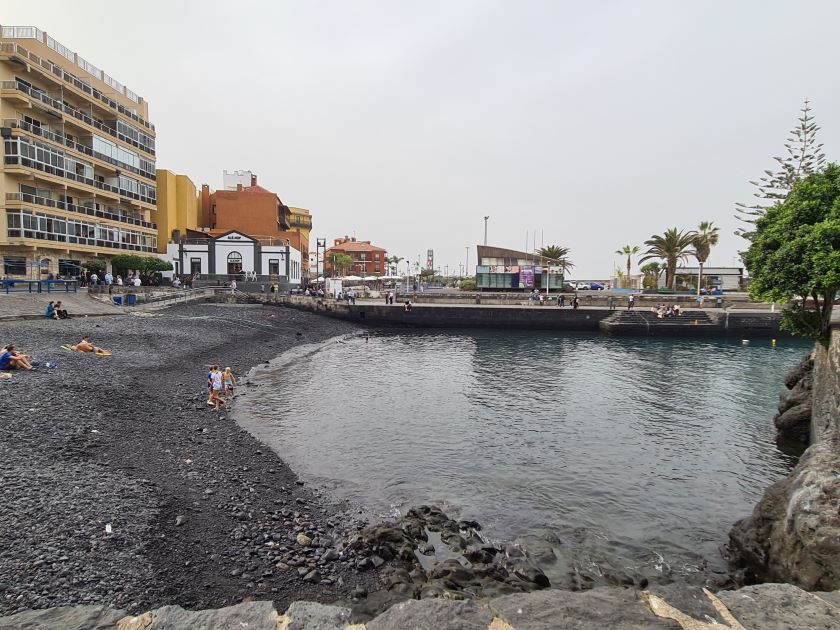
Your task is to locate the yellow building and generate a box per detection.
[0,25,157,278]
[288,206,312,278]
[155,170,198,252]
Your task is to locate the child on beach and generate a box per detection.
[207,365,225,410]
[223,366,237,397]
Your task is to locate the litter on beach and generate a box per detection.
[105,524,113,534]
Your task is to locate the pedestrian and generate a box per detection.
[207,365,225,410]
[628,294,635,310]
[230,279,237,293]
[573,296,580,309]
[133,277,141,287]
[608,296,615,310]
[404,300,412,312]
[223,367,237,397]
[558,294,565,307]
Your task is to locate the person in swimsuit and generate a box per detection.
[209,365,225,410]
[223,367,237,397]
[72,336,110,354]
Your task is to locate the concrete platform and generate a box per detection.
[0,292,124,320]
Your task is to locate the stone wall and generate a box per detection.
[729,322,840,590]
[811,326,840,442]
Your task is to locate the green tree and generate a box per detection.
[692,221,720,296]
[82,259,106,275]
[459,277,476,291]
[736,98,826,239]
[110,255,172,283]
[639,228,697,290]
[640,262,662,290]
[614,245,640,288]
[328,253,354,276]
[743,164,840,345]
[538,245,574,274]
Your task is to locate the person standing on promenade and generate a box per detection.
[628,294,635,310]
[573,296,580,309]
[558,294,565,307]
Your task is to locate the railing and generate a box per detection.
[0,78,155,156]
[0,41,154,131]
[3,154,156,206]
[6,192,156,229]
[290,219,313,229]
[2,119,156,181]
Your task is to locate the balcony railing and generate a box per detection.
[290,218,313,229]
[0,79,155,156]
[6,192,157,230]
[0,41,154,131]
[3,154,157,206]
[2,118,156,181]
[6,226,157,253]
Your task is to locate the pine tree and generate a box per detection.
[735,98,826,240]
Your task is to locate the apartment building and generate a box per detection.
[0,26,157,278]
[325,235,387,276]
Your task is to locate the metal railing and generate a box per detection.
[3,154,156,206]
[0,41,154,131]
[6,192,156,229]
[0,78,155,156]
[3,119,156,181]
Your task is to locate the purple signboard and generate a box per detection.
[520,266,535,288]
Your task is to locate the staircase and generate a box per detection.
[599,309,720,336]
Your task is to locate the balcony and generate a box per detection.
[290,217,313,229]
[0,42,154,132]
[3,118,156,181]
[3,154,157,206]
[0,79,155,157]
[6,192,157,230]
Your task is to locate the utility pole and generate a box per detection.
[465,246,470,277]
[483,216,489,245]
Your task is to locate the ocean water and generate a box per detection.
[235,330,809,587]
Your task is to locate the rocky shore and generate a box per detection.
[0,305,381,616]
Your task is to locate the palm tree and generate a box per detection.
[639,228,697,290]
[640,262,663,290]
[692,221,720,296]
[538,245,574,274]
[614,245,640,288]
[387,255,404,276]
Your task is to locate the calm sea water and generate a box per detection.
[235,330,809,587]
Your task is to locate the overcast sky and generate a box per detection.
[5,1,839,277]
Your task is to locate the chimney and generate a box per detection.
[237,184,243,192]
[251,174,257,186]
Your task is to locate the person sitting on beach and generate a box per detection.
[0,345,33,370]
[71,335,111,355]
[54,301,68,319]
[404,300,413,312]
[223,367,237,397]
[45,301,58,319]
[673,303,681,316]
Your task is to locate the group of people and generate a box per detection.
[44,301,69,319]
[383,292,395,305]
[206,365,238,411]
[652,304,682,318]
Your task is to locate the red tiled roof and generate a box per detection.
[241,184,273,194]
[328,242,386,253]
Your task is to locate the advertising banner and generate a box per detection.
[520,266,535,288]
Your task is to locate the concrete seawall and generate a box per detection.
[268,296,787,337]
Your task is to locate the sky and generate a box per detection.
[5,0,840,278]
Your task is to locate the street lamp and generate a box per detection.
[483,216,489,245]
[465,246,470,277]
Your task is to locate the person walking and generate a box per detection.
[558,294,565,307]
[572,296,580,309]
[628,294,635,310]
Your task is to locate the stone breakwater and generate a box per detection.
[729,323,840,591]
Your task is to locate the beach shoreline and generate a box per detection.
[0,304,378,616]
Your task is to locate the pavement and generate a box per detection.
[0,291,124,320]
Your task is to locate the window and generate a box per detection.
[190,258,201,274]
[58,259,80,276]
[268,259,280,275]
[3,258,26,276]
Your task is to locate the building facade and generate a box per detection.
[0,25,157,278]
[199,173,290,236]
[475,245,564,291]
[325,235,387,276]
[155,169,198,253]
[288,206,311,280]
[162,228,301,286]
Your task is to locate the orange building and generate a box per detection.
[198,173,312,276]
[326,236,387,276]
[200,173,290,236]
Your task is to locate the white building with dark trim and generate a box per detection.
[162,229,301,286]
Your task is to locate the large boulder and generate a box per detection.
[729,435,840,590]
[0,606,125,630]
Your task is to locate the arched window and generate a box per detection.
[227,251,243,276]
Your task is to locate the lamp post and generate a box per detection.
[483,216,489,245]
[465,246,470,278]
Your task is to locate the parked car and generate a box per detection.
[574,282,591,290]
[589,282,605,290]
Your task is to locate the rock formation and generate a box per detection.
[773,353,814,443]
